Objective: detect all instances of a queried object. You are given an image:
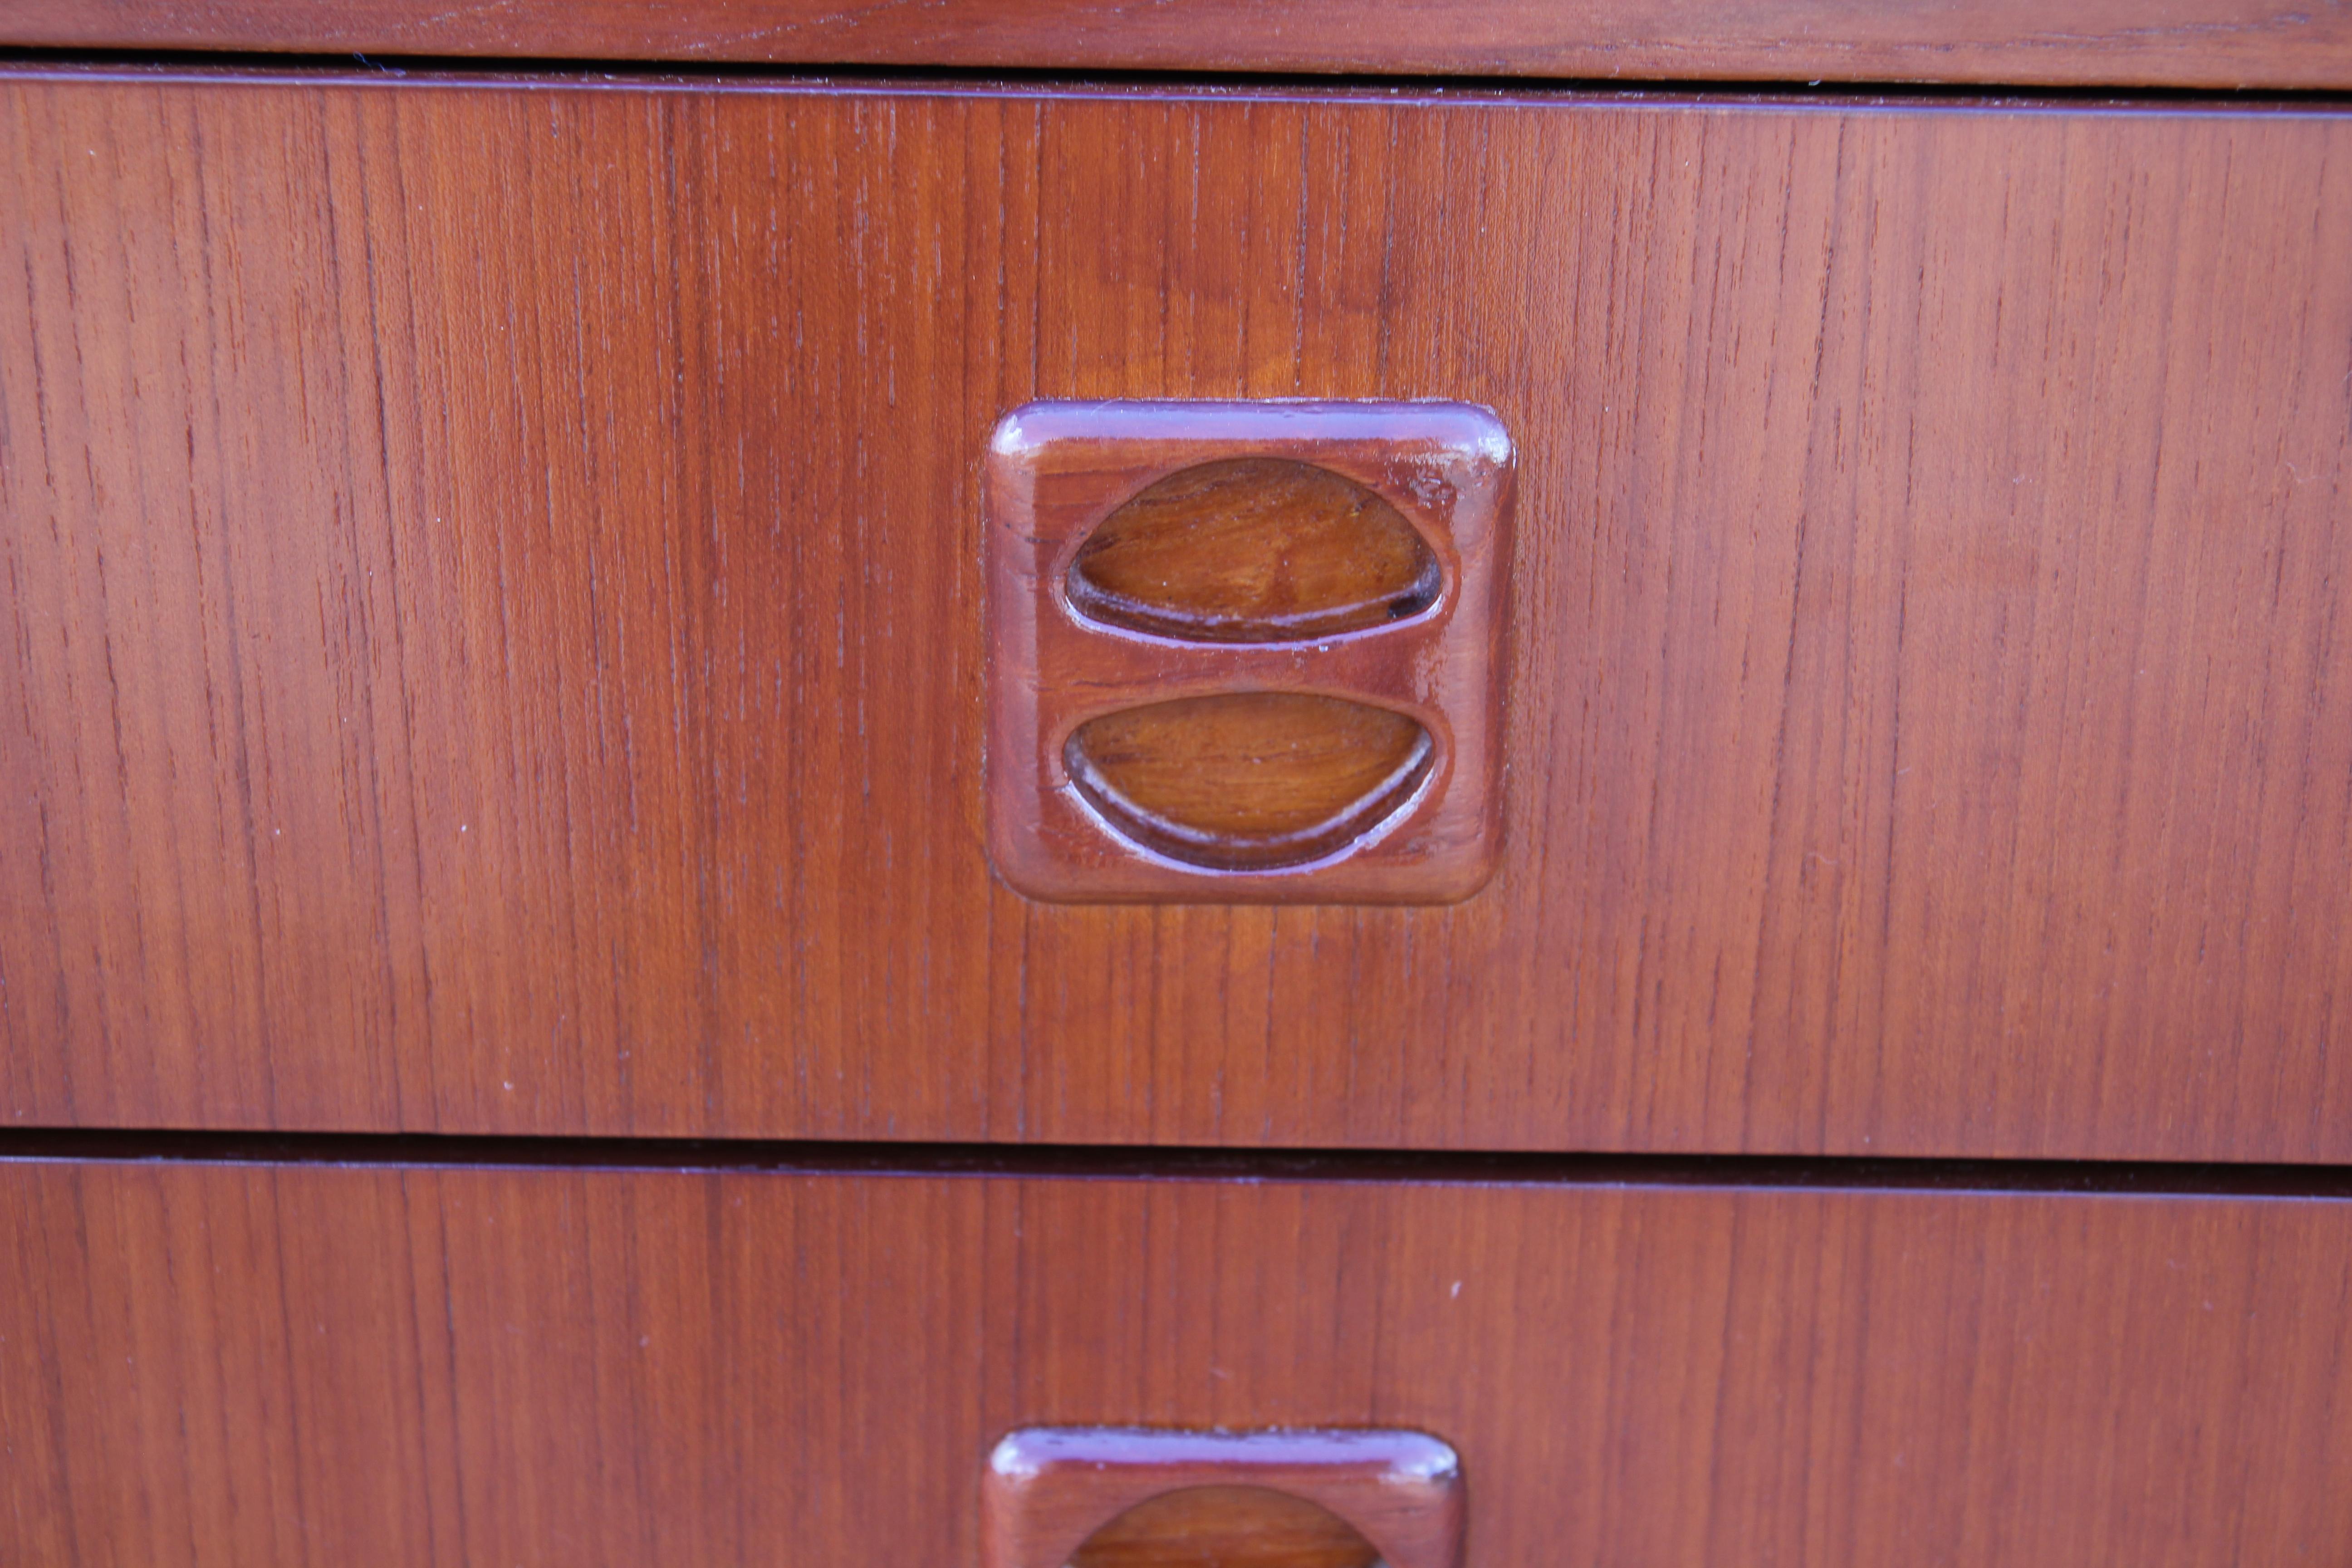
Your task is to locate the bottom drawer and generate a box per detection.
[4,1156,2349,1565]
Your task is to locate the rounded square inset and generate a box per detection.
[982,1428,1464,1568]
[985,401,1514,904]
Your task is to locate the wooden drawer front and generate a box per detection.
[5,75,2350,1159]
[1,1157,2347,1565]
[10,0,2352,88]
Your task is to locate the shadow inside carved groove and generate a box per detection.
[1065,693,1433,872]
[1067,458,1442,643]
[1069,1485,1383,1568]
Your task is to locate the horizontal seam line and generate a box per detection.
[2,1128,2349,1197]
[2,47,2351,104]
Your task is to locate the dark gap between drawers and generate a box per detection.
[5,50,2352,108]
[2,1127,2349,1196]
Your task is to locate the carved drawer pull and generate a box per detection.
[983,1428,1463,1568]
[985,401,1514,904]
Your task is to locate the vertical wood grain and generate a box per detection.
[3,1159,2351,1565]
[3,77,2349,1158]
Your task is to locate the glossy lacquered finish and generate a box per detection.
[5,0,2351,88]
[1065,1485,1382,1568]
[986,400,1512,902]
[5,1157,2351,1566]
[5,76,2350,1158]
[1064,457,1443,647]
[1062,694,1438,874]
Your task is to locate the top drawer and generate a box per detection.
[11,0,2352,87]
[3,73,2347,1158]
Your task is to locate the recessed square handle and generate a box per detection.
[982,1428,1465,1568]
[984,401,1514,903]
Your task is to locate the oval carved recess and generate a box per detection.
[1066,458,1442,643]
[1064,692,1434,871]
[1071,1485,1382,1568]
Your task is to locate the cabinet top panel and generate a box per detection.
[5,0,2352,89]
[4,76,2348,1159]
